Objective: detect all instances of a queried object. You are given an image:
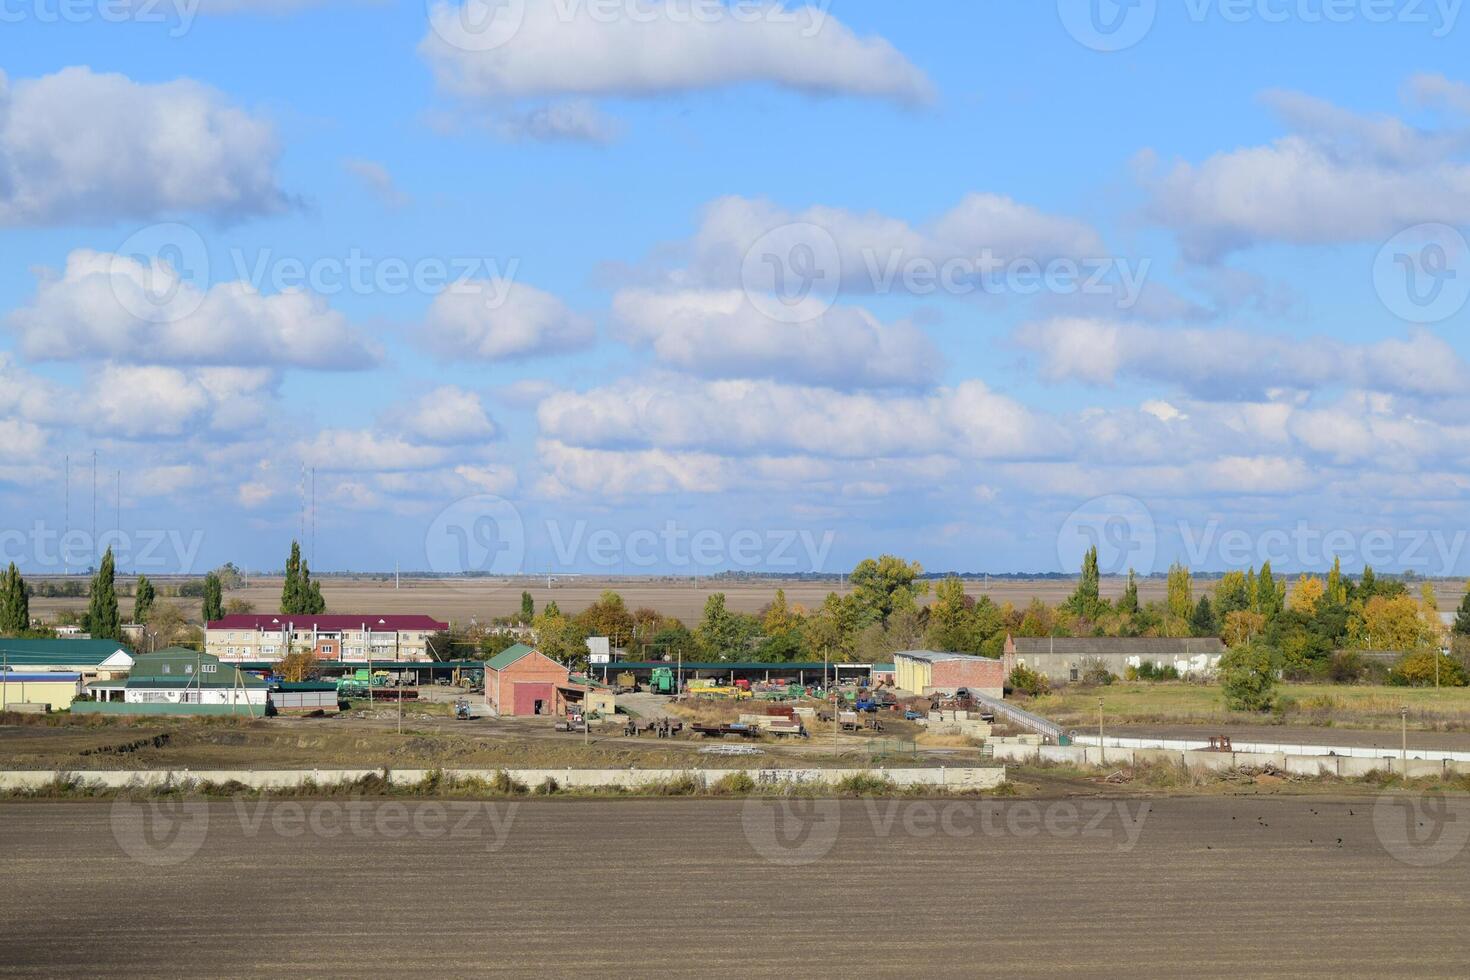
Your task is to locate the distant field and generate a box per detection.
[27,575,1468,627]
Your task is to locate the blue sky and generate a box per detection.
[3,1,1470,579]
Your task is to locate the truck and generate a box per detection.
[614,671,639,694]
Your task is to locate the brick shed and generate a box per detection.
[893,650,1006,698]
[484,644,571,717]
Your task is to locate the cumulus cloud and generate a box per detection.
[612,287,941,387]
[422,279,594,361]
[6,250,376,370]
[1142,81,1470,259]
[420,0,930,140]
[0,67,286,225]
[1014,317,1467,400]
[538,377,1068,461]
[343,158,410,208]
[295,429,452,472]
[386,385,499,444]
[89,365,275,438]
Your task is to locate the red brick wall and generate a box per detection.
[486,652,570,715]
[931,658,1005,697]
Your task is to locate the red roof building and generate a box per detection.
[204,614,450,663]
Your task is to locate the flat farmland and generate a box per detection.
[1,796,1465,977]
[28,575,1185,625]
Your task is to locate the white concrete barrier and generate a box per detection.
[0,766,1007,792]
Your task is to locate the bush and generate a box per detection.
[534,777,560,796]
[1389,650,1468,688]
[1079,658,1117,686]
[1127,662,1181,682]
[491,770,528,795]
[1327,650,1367,684]
[710,771,757,795]
[1219,641,1278,712]
[1007,665,1050,697]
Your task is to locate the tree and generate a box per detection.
[1326,556,1347,605]
[224,598,256,615]
[1214,570,1251,617]
[1222,609,1266,648]
[277,649,320,683]
[143,602,190,652]
[695,593,759,660]
[1220,640,1277,712]
[1390,650,1467,688]
[1117,569,1140,616]
[520,590,535,624]
[281,541,304,614]
[1288,575,1324,616]
[1453,589,1470,637]
[1255,562,1284,620]
[1189,596,1218,637]
[1064,547,1105,620]
[848,555,927,627]
[1166,563,1193,621]
[0,562,30,634]
[1356,594,1431,651]
[202,571,224,623]
[85,547,121,641]
[132,575,156,625]
[578,591,634,642]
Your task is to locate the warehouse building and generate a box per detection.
[0,672,83,712]
[484,644,570,717]
[0,638,135,681]
[894,650,1006,698]
[204,614,449,663]
[267,681,341,714]
[1004,635,1225,684]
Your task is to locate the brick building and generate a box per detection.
[483,644,571,717]
[893,650,1007,698]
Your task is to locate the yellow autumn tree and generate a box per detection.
[1288,575,1325,615]
[1357,594,1432,652]
[1222,610,1267,648]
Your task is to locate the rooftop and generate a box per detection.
[484,643,538,670]
[894,650,1001,663]
[0,638,135,667]
[1008,637,1225,655]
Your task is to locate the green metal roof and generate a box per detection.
[484,643,537,670]
[126,648,266,688]
[608,661,872,671]
[0,638,134,666]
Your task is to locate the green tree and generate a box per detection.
[202,571,224,623]
[577,590,635,642]
[132,575,156,624]
[1326,556,1347,605]
[1219,640,1277,712]
[1166,562,1193,621]
[1453,589,1470,637]
[85,547,121,641]
[1214,570,1251,617]
[1390,650,1468,688]
[1064,547,1105,620]
[281,541,303,614]
[848,555,927,627]
[0,562,30,634]
[520,590,535,624]
[1255,561,1284,620]
[1189,595,1218,637]
[1117,568,1140,616]
[695,592,759,660]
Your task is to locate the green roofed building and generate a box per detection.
[0,638,135,680]
[84,648,267,714]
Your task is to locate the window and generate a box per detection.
[161,664,171,674]
[202,664,217,674]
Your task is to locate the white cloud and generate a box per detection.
[387,385,499,444]
[343,158,410,208]
[0,67,286,225]
[7,250,376,370]
[498,100,622,143]
[88,365,275,438]
[420,1,930,139]
[422,279,594,361]
[1015,317,1468,399]
[538,376,1068,461]
[1142,83,1470,259]
[296,430,452,472]
[612,287,941,387]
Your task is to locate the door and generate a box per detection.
[513,682,555,716]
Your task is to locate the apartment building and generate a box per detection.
[204,614,450,663]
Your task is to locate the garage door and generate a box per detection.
[512,682,555,716]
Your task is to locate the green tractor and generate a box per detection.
[646,667,677,696]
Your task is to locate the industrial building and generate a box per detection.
[267,681,341,714]
[0,638,135,681]
[0,672,83,712]
[483,644,571,717]
[1004,635,1225,683]
[204,614,449,663]
[893,650,1006,698]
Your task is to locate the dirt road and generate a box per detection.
[2,796,1465,977]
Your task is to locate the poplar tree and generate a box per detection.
[202,571,224,623]
[85,547,121,641]
[132,575,156,624]
[0,563,30,634]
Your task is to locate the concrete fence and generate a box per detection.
[991,741,1470,779]
[0,766,1007,793]
[1071,734,1470,763]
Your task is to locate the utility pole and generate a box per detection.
[63,455,69,577]
[1401,705,1408,775]
[1098,697,1105,766]
[91,450,97,567]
